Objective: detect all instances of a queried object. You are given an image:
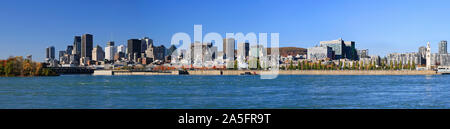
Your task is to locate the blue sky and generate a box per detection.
[1,0,450,61]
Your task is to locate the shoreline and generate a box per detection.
[93,70,439,76]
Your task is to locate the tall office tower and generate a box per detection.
[154,45,166,61]
[105,41,115,61]
[81,34,93,58]
[141,37,153,53]
[127,39,142,61]
[92,45,105,61]
[72,36,81,55]
[223,38,235,60]
[237,42,249,60]
[46,46,55,59]
[426,42,431,70]
[167,45,177,56]
[66,45,73,55]
[418,46,426,65]
[58,51,66,60]
[116,45,125,53]
[439,40,447,54]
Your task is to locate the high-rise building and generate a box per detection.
[81,34,93,58]
[105,41,115,61]
[141,37,153,53]
[72,36,81,55]
[92,45,105,61]
[127,39,141,61]
[66,45,73,55]
[223,38,235,60]
[46,46,55,59]
[439,40,447,54]
[237,42,249,60]
[116,45,125,53]
[418,46,426,65]
[58,51,66,61]
[426,42,431,70]
[320,38,356,60]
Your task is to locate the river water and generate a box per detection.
[0,75,447,109]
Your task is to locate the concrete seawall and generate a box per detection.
[189,70,438,75]
[93,70,438,76]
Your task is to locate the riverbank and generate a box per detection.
[93,70,438,75]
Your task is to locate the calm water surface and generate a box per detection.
[0,75,448,109]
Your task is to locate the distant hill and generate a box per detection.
[267,47,307,57]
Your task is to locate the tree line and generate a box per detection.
[0,56,57,77]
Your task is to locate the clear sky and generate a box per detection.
[1,0,450,61]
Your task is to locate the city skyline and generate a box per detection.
[2,0,450,61]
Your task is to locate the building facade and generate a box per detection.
[307,46,333,60]
[127,39,142,61]
[92,45,105,61]
[105,41,115,61]
[439,40,447,54]
[81,34,93,59]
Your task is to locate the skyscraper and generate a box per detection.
[81,34,93,58]
[439,40,447,54]
[141,37,153,53]
[58,51,66,61]
[92,45,105,61]
[418,46,426,65]
[426,42,431,70]
[72,36,81,55]
[116,45,125,53]
[46,46,55,59]
[66,45,73,55]
[237,42,249,59]
[127,39,141,61]
[223,38,235,60]
[105,41,115,61]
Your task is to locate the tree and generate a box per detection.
[234,60,238,70]
[411,61,416,70]
[343,62,347,70]
[407,61,411,70]
[35,63,43,76]
[338,61,342,70]
[318,61,322,70]
[4,61,12,76]
[23,61,33,76]
[0,61,4,75]
[257,58,261,70]
[289,60,294,70]
[297,61,301,70]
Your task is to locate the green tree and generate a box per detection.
[257,58,261,70]
[411,61,416,70]
[390,61,393,70]
[407,61,411,70]
[342,62,347,69]
[289,60,294,70]
[234,60,238,70]
[5,61,13,76]
[318,61,322,70]
[0,62,4,75]
[338,61,342,70]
